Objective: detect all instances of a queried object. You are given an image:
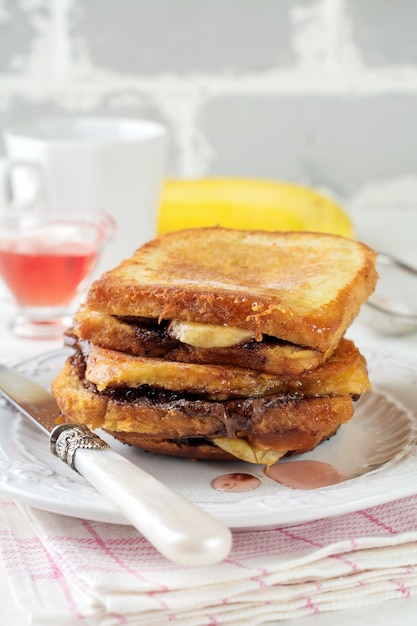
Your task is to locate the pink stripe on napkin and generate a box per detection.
[2,493,417,625]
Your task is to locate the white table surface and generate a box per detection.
[1,217,417,624]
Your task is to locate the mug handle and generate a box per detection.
[0,160,45,210]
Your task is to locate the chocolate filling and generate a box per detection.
[66,340,360,441]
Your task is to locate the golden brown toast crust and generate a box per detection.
[72,305,333,375]
[105,434,237,461]
[102,430,342,461]
[84,338,370,399]
[51,360,354,459]
[85,228,378,352]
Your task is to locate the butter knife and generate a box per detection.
[0,363,232,566]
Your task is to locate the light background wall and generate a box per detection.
[1,0,416,253]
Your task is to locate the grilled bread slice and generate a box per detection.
[71,305,334,375]
[83,338,370,400]
[85,228,378,353]
[52,358,355,463]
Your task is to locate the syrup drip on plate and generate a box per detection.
[212,472,261,492]
[266,460,347,490]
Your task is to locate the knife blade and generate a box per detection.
[0,363,232,565]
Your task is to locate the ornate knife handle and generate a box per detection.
[50,423,110,472]
[48,423,232,566]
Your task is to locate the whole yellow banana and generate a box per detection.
[157,178,353,238]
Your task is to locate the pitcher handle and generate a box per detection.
[0,159,45,211]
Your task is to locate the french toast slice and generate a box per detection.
[85,228,378,353]
[51,359,355,461]
[84,339,370,399]
[71,305,334,375]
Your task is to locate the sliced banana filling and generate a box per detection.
[213,436,285,470]
[168,320,257,348]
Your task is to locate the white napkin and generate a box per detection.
[2,493,417,626]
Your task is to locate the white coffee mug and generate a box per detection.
[1,117,168,269]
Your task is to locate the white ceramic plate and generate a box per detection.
[0,348,416,530]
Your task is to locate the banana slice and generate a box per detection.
[213,437,285,470]
[168,320,256,348]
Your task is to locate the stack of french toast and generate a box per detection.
[52,227,378,469]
